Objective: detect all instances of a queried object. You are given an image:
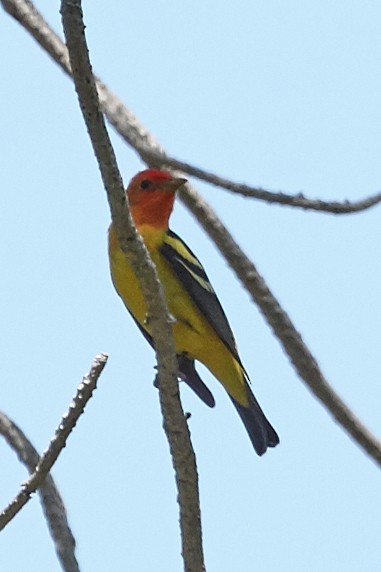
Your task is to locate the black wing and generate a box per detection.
[160,229,246,373]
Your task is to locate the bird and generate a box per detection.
[108,169,279,455]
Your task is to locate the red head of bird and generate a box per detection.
[127,169,187,229]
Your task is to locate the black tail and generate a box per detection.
[230,391,279,456]
[157,354,278,455]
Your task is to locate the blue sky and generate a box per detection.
[1,1,381,570]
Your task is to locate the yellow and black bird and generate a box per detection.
[108,169,279,455]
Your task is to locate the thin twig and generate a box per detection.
[150,155,381,214]
[0,412,80,572]
[0,353,108,532]
[59,2,204,570]
[2,0,380,215]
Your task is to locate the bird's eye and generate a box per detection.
[140,179,151,190]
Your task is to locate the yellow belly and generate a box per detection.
[108,224,248,404]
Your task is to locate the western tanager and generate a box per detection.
[108,169,279,455]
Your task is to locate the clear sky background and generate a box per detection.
[1,1,381,571]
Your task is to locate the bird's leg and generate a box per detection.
[144,312,177,328]
[152,363,192,419]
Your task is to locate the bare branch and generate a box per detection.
[59,2,204,570]
[151,156,381,214]
[2,0,71,70]
[0,412,80,572]
[2,0,380,216]
[0,353,107,532]
[180,188,381,465]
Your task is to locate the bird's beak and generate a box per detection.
[160,177,187,193]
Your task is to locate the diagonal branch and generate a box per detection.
[2,0,381,215]
[179,189,381,465]
[0,353,108,533]
[0,412,80,572]
[2,0,381,465]
[59,2,204,571]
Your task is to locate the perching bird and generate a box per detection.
[108,169,279,455]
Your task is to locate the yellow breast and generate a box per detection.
[108,223,248,404]
[108,224,207,349]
